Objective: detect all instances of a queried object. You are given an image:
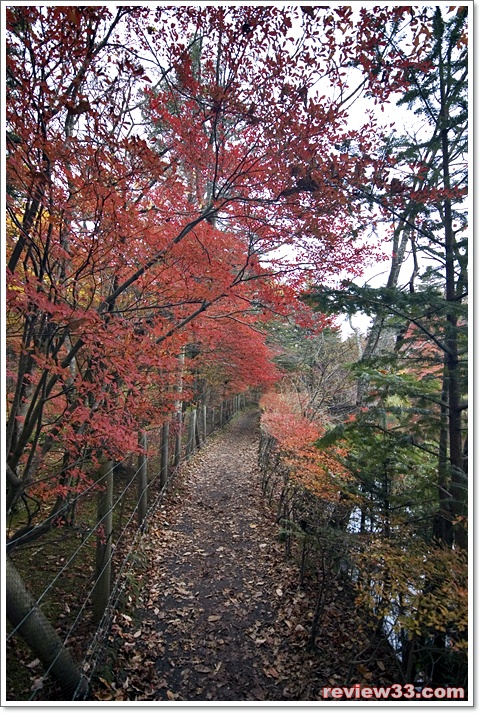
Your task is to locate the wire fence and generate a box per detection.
[5,394,250,702]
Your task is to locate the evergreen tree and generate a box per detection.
[306,5,468,549]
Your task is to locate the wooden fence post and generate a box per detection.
[174,347,185,466]
[195,407,202,449]
[137,431,148,531]
[174,411,182,467]
[160,422,169,488]
[187,408,196,459]
[93,459,114,623]
[202,404,207,442]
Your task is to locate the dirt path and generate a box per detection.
[98,409,326,701]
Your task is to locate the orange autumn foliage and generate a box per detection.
[259,390,350,499]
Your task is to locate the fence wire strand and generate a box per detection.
[29,444,190,700]
[6,400,247,701]
[6,460,144,644]
[7,453,131,549]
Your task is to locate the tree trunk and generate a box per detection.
[187,409,196,459]
[356,225,411,408]
[195,408,202,449]
[433,365,454,546]
[174,411,183,467]
[438,31,467,548]
[93,459,114,623]
[160,422,169,488]
[137,432,148,530]
[6,557,88,699]
[174,348,185,466]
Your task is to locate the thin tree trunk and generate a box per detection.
[356,225,411,408]
[438,27,467,548]
[174,347,185,466]
[433,364,454,545]
[93,459,114,623]
[187,409,197,459]
[160,422,169,488]
[137,431,148,530]
[202,404,207,442]
[195,408,202,449]
[174,411,183,467]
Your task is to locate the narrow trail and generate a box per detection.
[97,409,337,701]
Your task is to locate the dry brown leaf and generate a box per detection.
[357,663,373,680]
[264,666,279,679]
[95,691,113,701]
[194,665,211,674]
[26,658,41,669]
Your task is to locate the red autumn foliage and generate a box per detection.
[5,5,432,524]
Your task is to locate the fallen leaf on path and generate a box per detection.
[26,659,41,669]
[194,665,212,674]
[263,666,280,679]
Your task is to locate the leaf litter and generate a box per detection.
[94,410,398,701]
